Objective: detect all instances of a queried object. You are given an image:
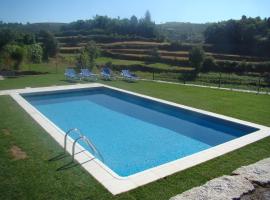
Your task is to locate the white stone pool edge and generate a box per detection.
[4,83,270,195]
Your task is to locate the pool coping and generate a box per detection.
[6,83,270,195]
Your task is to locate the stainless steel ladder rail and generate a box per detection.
[64,128,83,153]
[64,128,104,162]
[72,135,104,162]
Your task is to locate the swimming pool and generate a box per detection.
[11,84,269,194]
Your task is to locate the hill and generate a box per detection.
[0,22,66,33]
[158,22,210,42]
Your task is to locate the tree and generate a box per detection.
[22,33,36,45]
[76,49,89,69]
[144,10,152,24]
[189,46,205,74]
[130,15,138,25]
[85,41,100,69]
[202,56,216,72]
[39,30,58,60]
[0,29,17,50]
[76,41,100,69]
[204,16,270,56]
[27,44,43,63]
[4,44,26,70]
[60,13,158,39]
[150,47,160,61]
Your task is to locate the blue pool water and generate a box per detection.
[23,87,258,176]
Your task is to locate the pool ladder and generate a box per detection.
[64,128,104,162]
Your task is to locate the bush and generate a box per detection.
[3,44,26,70]
[202,56,216,72]
[27,44,43,63]
[76,49,89,69]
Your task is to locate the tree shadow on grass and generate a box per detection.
[1,70,49,78]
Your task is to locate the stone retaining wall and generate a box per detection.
[170,158,270,200]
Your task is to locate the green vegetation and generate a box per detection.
[158,22,209,42]
[0,11,270,200]
[76,41,100,69]
[26,44,43,63]
[0,57,268,92]
[205,16,270,57]
[3,44,26,70]
[189,46,205,75]
[0,80,270,200]
[39,30,58,60]
[60,11,158,39]
[0,28,57,71]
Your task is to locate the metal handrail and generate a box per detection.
[72,135,104,162]
[65,128,104,162]
[64,128,83,153]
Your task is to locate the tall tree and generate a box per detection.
[130,15,138,25]
[0,29,17,50]
[144,10,152,24]
[76,49,89,69]
[39,30,58,60]
[85,41,100,69]
[189,46,205,75]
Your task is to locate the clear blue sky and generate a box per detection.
[0,0,269,24]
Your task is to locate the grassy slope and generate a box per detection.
[0,76,270,200]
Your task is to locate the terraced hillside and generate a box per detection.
[57,36,270,68]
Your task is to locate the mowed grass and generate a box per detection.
[0,73,270,200]
[0,73,270,125]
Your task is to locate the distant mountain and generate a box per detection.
[158,22,211,42]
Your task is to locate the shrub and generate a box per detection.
[3,44,26,70]
[76,49,89,69]
[27,44,43,63]
[202,56,216,72]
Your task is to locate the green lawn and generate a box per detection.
[16,58,269,92]
[0,74,270,200]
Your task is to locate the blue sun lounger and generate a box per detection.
[80,69,98,81]
[101,67,113,80]
[121,69,138,82]
[64,68,77,80]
